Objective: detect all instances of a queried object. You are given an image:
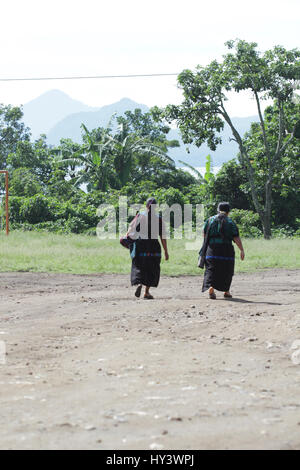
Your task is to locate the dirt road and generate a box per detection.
[0,270,300,450]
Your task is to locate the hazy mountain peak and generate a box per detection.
[21,89,259,166]
[46,97,149,144]
[23,89,99,139]
[118,97,141,105]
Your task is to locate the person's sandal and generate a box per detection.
[224,292,232,299]
[135,285,142,298]
[144,294,154,300]
[209,292,216,299]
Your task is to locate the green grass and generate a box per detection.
[0,231,299,275]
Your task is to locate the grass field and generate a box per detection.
[0,231,299,275]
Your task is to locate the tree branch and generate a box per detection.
[279,121,297,156]
[274,100,284,161]
[220,103,265,217]
[254,91,272,165]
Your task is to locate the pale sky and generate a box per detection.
[0,0,299,116]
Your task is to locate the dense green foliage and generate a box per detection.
[161,40,300,238]
[0,104,31,169]
[0,41,300,239]
[1,109,202,234]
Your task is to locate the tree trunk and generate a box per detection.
[221,108,275,239]
[261,213,272,239]
[262,172,273,239]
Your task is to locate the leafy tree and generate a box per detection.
[163,39,300,238]
[120,109,171,142]
[230,209,262,238]
[208,159,253,212]
[0,104,30,169]
[52,138,83,180]
[7,135,53,184]
[10,168,42,197]
[46,168,81,200]
[242,101,300,228]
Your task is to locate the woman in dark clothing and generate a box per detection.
[202,202,245,299]
[129,198,169,299]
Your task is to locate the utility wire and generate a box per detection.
[0,72,179,82]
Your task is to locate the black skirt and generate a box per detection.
[131,239,161,287]
[202,244,235,292]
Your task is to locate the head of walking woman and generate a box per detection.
[146,197,157,211]
[217,201,230,214]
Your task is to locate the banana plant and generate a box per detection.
[111,121,174,188]
[56,121,115,191]
[82,123,115,190]
[178,154,214,184]
[56,115,176,190]
[204,154,214,182]
[52,138,82,180]
[178,159,205,183]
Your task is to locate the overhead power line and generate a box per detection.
[0,72,179,82]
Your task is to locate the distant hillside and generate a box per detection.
[47,97,149,144]
[22,90,259,167]
[23,90,99,139]
[46,98,258,166]
[169,115,259,167]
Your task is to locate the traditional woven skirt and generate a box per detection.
[131,239,161,287]
[202,243,235,292]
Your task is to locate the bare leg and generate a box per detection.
[144,286,153,299]
[208,286,216,299]
[135,284,142,298]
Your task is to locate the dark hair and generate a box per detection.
[146,197,157,209]
[218,202,230,213]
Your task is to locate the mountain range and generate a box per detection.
[22,90,259,167]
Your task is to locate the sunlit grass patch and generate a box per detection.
[0,231,299,275]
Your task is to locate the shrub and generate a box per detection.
[19,195,59,223]
[7,197,23,223]
[271,225,299,238]
[64,216,90,234]
[10,220,69,233]
[8,194,100,232]
[230,209,263,238]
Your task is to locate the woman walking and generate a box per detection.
[202,202,245,299]
[128,197,169,299]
